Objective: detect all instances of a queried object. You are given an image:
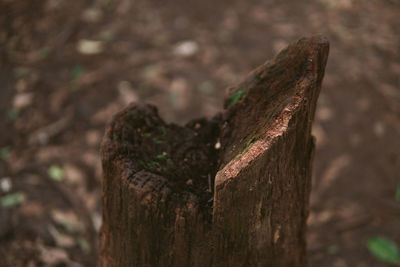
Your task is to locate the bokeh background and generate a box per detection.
[1,0,399,266]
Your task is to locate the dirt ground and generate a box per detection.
[0,0,399,266]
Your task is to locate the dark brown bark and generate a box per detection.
[99,36,329,267]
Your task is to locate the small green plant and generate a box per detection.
[40,47,50,59]
[48,165,64,181]
[149,161,163,170]
[71,65,85,84]
[1,192,25,208]
[367,236,400,264]
[326,245,339,255]
[8,108,18,122]
[140,160,164,171]
[229,90,246,107]
[78,238,91,254]
[0,147,11,160]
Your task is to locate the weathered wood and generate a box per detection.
[99,36,329,267]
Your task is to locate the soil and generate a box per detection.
[0,0,399,266]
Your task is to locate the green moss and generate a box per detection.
[229,90,246,107]
[139,160,160,170]
[146,161,161,170]
[166,158,173,166]
[138,159,168,172]
[156,154,167,160]
[241,135,256,154]
[134,112,144,121]
[158,126,167,136]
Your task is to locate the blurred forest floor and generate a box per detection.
[0,0,399,266]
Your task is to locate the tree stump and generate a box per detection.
[99,36,329,267]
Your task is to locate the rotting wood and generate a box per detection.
[99,36,329,267]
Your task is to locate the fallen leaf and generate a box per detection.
[118,80,139,104]
[92,212,102,232]
[0,177,12,193]
[173,40,199,57]
[81,8,103,23]
[77,39,104,55]
[51,209,84,233]
[48,224,76,247]
[63,163,85,185]
[39,244,70,265]
[13,92,34,110]
[373,121,385,137]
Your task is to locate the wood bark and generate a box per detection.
[99,36,329,267]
